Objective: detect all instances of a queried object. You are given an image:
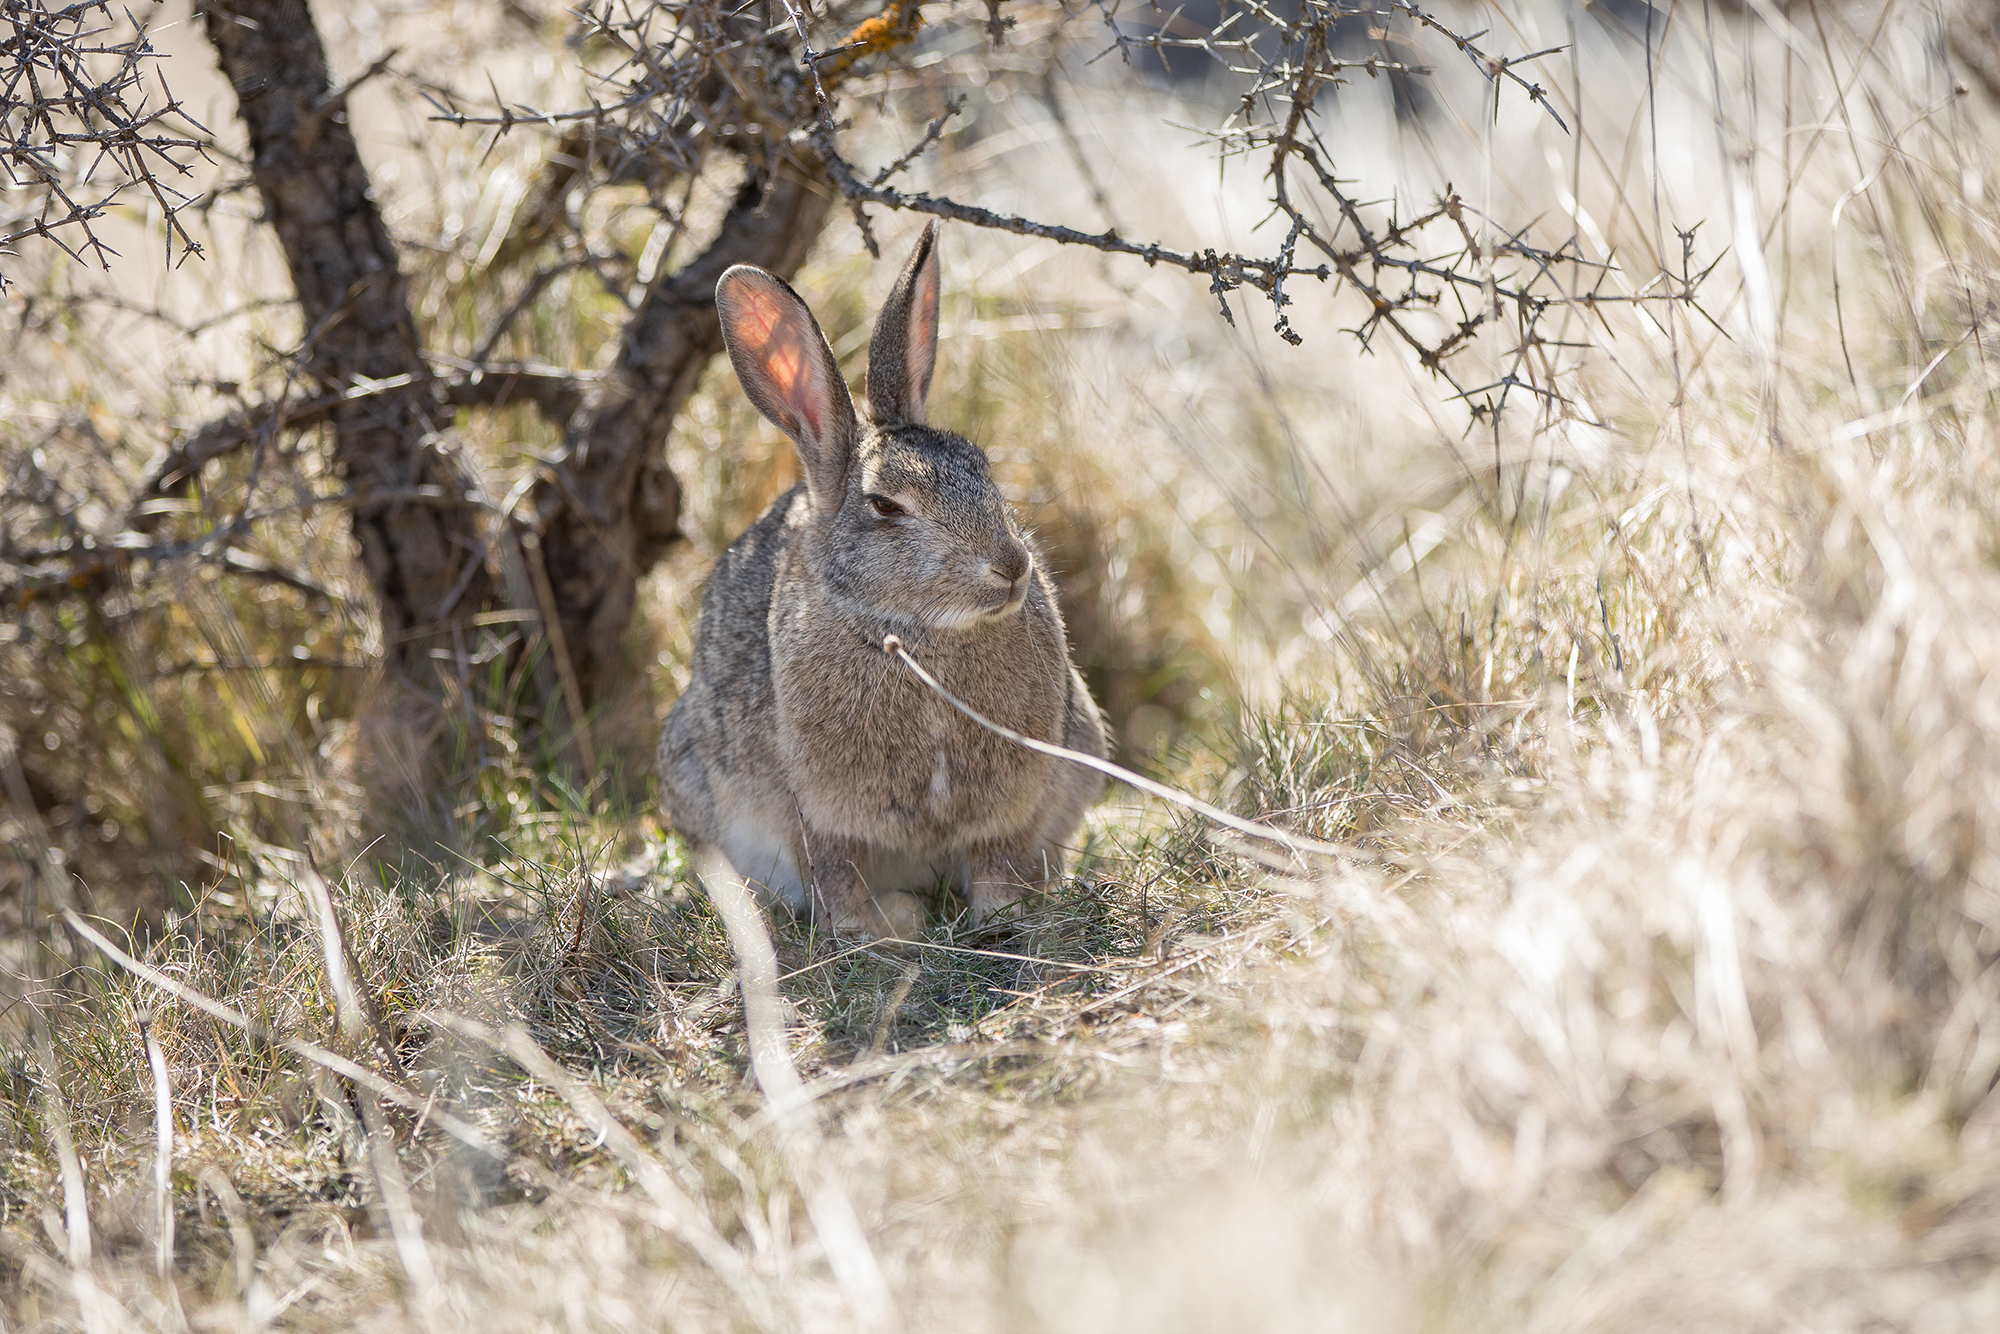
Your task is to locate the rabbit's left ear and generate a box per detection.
[866,220,942,426]
[716,266,858,506]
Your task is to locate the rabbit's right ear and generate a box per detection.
[866,220,941,426]
[716,266,856,505]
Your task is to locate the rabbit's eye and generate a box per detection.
[868,495,908,518]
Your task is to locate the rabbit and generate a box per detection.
[657,221,1106,940]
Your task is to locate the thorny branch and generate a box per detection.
[0,364,589,613]
[4,0,1713,657]
[0,0,206,283]
[429,0,1703,417]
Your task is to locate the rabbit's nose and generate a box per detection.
[990,545,1031,588]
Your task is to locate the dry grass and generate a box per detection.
[8,1,2000,1330]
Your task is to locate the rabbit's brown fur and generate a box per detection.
[658,223,1105,938]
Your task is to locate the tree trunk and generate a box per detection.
[529,164,833,699]
[199,0,498,689]
[201,0,837,716]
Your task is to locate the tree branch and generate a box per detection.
[526,161,833,696]
[126,365,590,538]
[199,0,501,682]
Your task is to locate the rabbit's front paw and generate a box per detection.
[969,839,1048,926]
[968,885,1023,926]
[831,890,924,942]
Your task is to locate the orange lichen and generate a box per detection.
[821,0,926,88]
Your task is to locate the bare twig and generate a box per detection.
[870,93,965,188]
[698,868,903,1333]
[881,634,1346,863]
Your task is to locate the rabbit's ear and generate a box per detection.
[866,220,942,427]
[716,266,857,504]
